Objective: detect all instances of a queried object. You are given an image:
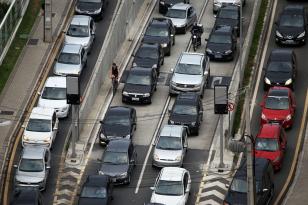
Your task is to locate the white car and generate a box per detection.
[150,167,191,205]
[38,76,70,118]
[22,107,58,148]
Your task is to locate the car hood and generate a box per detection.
[265,71,292,84]
[215,18,238,28]
[38,98,68,110]
[123,83,151,94]
[171,73,203,85]
[143,35,169,45]
[169,113,197,124]
[23,130,51,142]
[102,124,130,137]
[255,150,281,162]
[65,35,90,47]
[78,197,107,205]
[133,57,157,68]
[207,42,232,53]
[99,164,129,176]
[16,170,45,183]
[76,2,102,12]
[154,148,183,161]
[151,193,185,205]
[169,18,187,27]
[54,62,82,76]
[262,108,290,120]
[224,191,246,205]
[277,26,304,38]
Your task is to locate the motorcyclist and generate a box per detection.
[191,22,203,46]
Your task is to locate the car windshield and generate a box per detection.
[19,159,44,172]
[209,34,232,44]
[81,186,106,198]
[175,63,201,75]
[103,151,128,164]
[265,96,289,110]
[41,87,67,100]
[255,138,279,152]
[126,73,151,86]
[156,136,182,150]
[219,10,238,19]
[166,9,186,19]
[58,53,80,65]
[67,25,89,37]
[173,104,197,115]
[155,180,183,196]
[231,178,262,193]
[267,62,292,73]
[26,119,51,132]
[104,115,129,126]
[145,27,169,37]
[136,47,159,59]
[79,0,101,2]
[280,14,304,27]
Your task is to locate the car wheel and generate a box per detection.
[126,174,131,185]
[167,47,171,56]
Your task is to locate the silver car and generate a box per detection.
[165,3,197,34]
[14,146,51,191]
[213,0,245,13]
[53,43,87,76]
[152,125,188,167]
[169,52,210,97]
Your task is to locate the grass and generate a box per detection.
[232,0,269,135]
[0,0,40,93]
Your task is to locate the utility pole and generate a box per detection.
[239,0,243,86]
[44,0,52,42]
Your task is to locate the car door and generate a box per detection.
[51,113,58,142]
[198,98,203,123]
[89,19,95,46]
[182,129,188,156]
[159,45,164,64]
[183,172,190,203]
[44,150,51,178]
[188,7,197,26]
[280,128,287,152]
[81,48,87,69]
[292,52,297,78]
[290,91,296,116]
[152,69,158,92]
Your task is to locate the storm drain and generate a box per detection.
[27,38,39,46]
[0,110,14,115]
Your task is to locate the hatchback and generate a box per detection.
[75,0,106,20]
[159,0,190,15]
[215,5,240,36]
[260,86,296,129]
[10,187,43,205]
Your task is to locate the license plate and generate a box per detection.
[215,54,222,58]
[285,40,294,44]
[112,178,117,182]
[132,97,139,101]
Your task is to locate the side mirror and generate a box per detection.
[100,120,104,124]
[130,159,135,164]
[14,164,18,168]
[225,184,229,188]
[185,187,190,193]
[91,31,95,35]
[53,127,58,131]
[168,108,172,113]
[274,21,278,26]
[171,34,174,37]
[21,124,26,128]
[184,144,188,148]
[37,91,41,96]
[46,165,51,169]
[150,187,154,190]
[199,110,203,114]
[204,38,208,41]
[170,68,174,72]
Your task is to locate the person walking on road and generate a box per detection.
[110,62,119,94]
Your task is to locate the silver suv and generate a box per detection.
[169,52,210,97]
[14,146,51,191]
[213,0,245,13]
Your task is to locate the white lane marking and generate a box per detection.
[251,0,278,116]
[0,120,12,126]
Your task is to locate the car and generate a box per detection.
[14,146,51,191]
[275,5,306,45]
[53,43,88,76]
[165,3,197,34]
[98,139,137,185]
[65,15,96,53]
[213,0,245,14]
[132,43,164,75]
[263,49,297,90]
[205,25,237,61]
[168,92,203,135]
[224,158,274,205]
[152,125,188,167]
[78,175,113,205]
[10,187,43,205]
[142,18,175,56]
[98,106,137,146]
[122,66,158,104]
[150,167,191,205]
[169,52,210,97]
[158,0,190,15]
[38,76,70,118]
[22,107,58,149]
[254,123,287,171]
[75,0,106,21]
[260,86,296,129]
[215,5,240,36]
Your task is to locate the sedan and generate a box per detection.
[75,0,106,21]
[165,3,197,34]
[260,86,296,129]
[98,106,137,146]
[159,0,190,15]
[215,5,240,36]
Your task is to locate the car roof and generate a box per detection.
[268,87,290,97]
[283,4,304,13]
[214,25,233,34]
[30,107,55,120]
[180,52,204,65]
[258,124,280,139]
[130,66,154,74]
[45,76,66,88]
[12,188,40,205]
[107,106,132,116]
[160,125,184,138]
[139,43,160,50]
[106,139,131,152]
[160,167,186,181]
[71,15,91,26]
[150,18,170,27]
[220,4,239,11]
[234,158,270,181]
[85,175,109,187]
[22,146,46,159]
[170,3,191,10]
[176,92,199,103]
[62,43,82,54]
[270,49,293,62]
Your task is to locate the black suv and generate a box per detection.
[275,5,306,45]
[159,0,190,14]
[263,49,297,90]
[168,92,203,135]
[224,158,274,205]
[215,5,240,36]
[132,43,164,75]
[122,67,158,104]
[142,18,175,56]
[75,0,106,21]
[99,139,137,185]
[98,106,137,146]
[205,25,237,61]
[11,187,43,205]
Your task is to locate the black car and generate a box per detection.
[224,158,274,205]
[159,0,190,14]
[98,106,137,146]
[99,139,137,185]
[75,0,106,21]
[78,175,113,205]
[205,25,237,61]
[215,5,240,36]
[275,5,306,45]
[263,49,297,90]
[122,66,158,104]
[132,43,164,75]
[142,18,175,56]
[168,92,203,135]
[10,187,43,205]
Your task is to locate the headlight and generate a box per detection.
[98,170,104,175]
[191,122,196,126]
[122,91,129,96]
[214,0,221,5]
[161,43,168,48]
[224,50,232,54]
[75,7,81,12]
[273,156,281,163]
[264,77,271,85]
[143,93,150,97]
[154,154,159,160]
[44,137,51,143]
[175,156,181,161]
[297,31,305,39]
[193,35,197,39]
[169,120,174,124]
[276,30,283,38]
[93,8,101,14]
[206,48,213,54]
[23,136,29,141]
[285,78,292,85]
[120,172,127,177]
[132,62,137,67]
[170,81,177,86]
[61,106,68,112]
[261,113,267,120]
[152,64,157,69]
[286,114,292,121]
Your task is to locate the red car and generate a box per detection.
[255,123,287,171]
[260,86,296,129]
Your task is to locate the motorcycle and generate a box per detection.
[191,29,202,51]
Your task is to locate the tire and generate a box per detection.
[126,174,131,185]
[162,57,164,65]
[173,36,175,45]
[193,43,197,51]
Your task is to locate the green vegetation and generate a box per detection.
[0,0,40,93]
[233,0,269,134]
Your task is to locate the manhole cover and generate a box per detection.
[0,110,14,115]
[27,38,39,45]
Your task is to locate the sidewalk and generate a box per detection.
[0,0,72,194]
